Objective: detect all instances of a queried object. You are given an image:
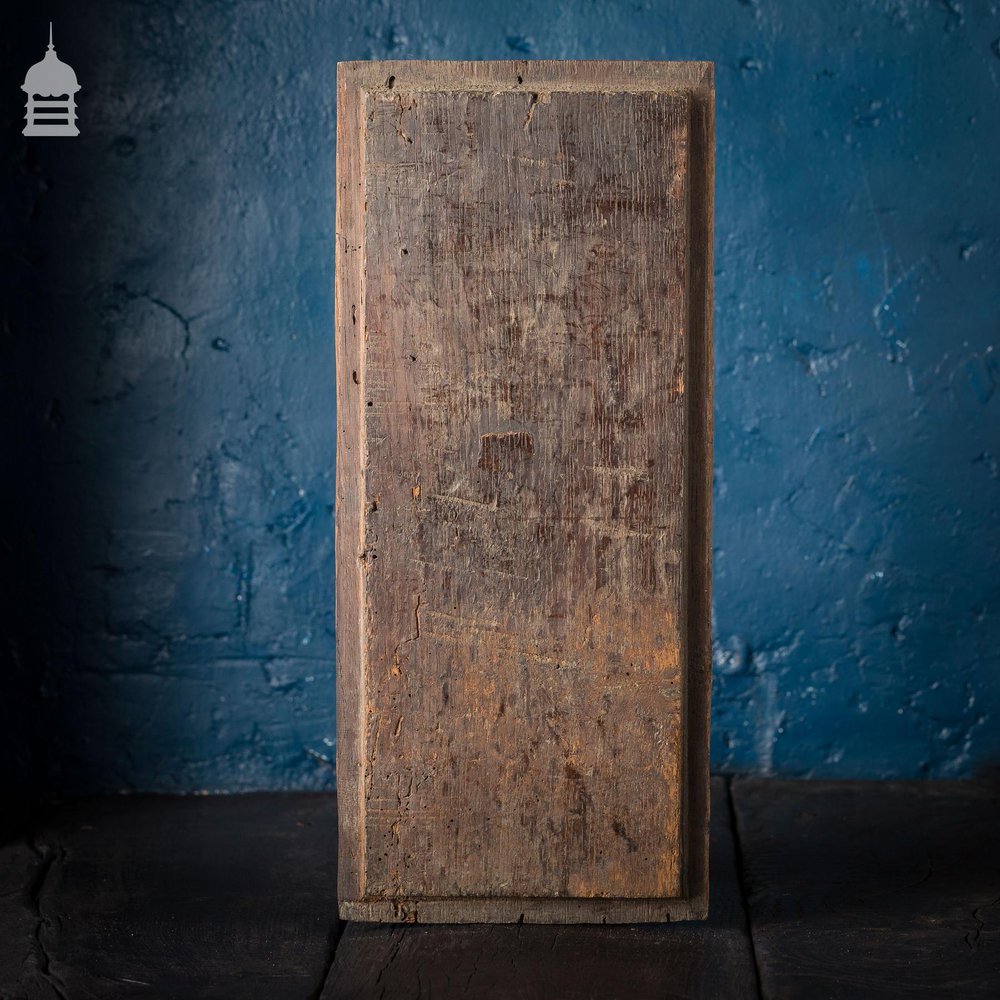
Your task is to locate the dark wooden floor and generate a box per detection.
[1,778,997,999]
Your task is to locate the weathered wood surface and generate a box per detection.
[336,59,714,923]
[0,794,340,1000]
[0,835,50,999]
[322,778,758,1000]
[2,782,998,998]
[732,778,1000,999]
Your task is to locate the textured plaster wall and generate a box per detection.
[2,1,998,795]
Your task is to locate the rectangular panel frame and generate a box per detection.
[336,60,714,923]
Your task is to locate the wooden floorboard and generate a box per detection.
[0,834,54,1000]
[0,794,340,1000]
[321,777,759,1000]
[2,779,998,998]
[731,777,1000,999]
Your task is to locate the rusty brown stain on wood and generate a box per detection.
[478,430,535,473]
[336,60,714,923]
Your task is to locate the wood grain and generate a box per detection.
[0,836,52,1000]
[732,778,1000,998]
[336,60,714,923]
[4,782,998,998]
[323,778,758,999]
[11,795,340,1000]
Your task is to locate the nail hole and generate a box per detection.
[387,75,395,89]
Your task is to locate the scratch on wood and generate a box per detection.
[522,91,550,130]
[523,92,539,129]
[390,594,422,677]
[429,492,495,509]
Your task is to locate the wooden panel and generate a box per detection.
[336,60,714,923]
[323,778,759,999]
[732,778,1000,998]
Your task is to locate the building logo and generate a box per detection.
[22,23,80,137]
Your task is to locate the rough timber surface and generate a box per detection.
[0,794,340,1000]
[336,60,714,923]
[323,778,758,999]
[3,782,998,999]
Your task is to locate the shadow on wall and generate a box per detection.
[1,2,339,805]
[2,0,999,801]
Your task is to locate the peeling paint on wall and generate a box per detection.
[2,0,998,794]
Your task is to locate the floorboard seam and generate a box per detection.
[26,825,70,1000]
[310,916,348,999]
[725,776,766,1000]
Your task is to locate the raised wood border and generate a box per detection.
[335,59,714,923]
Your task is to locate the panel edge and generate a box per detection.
[335,61,368,902]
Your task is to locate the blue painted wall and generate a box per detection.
[2,1,998,795]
